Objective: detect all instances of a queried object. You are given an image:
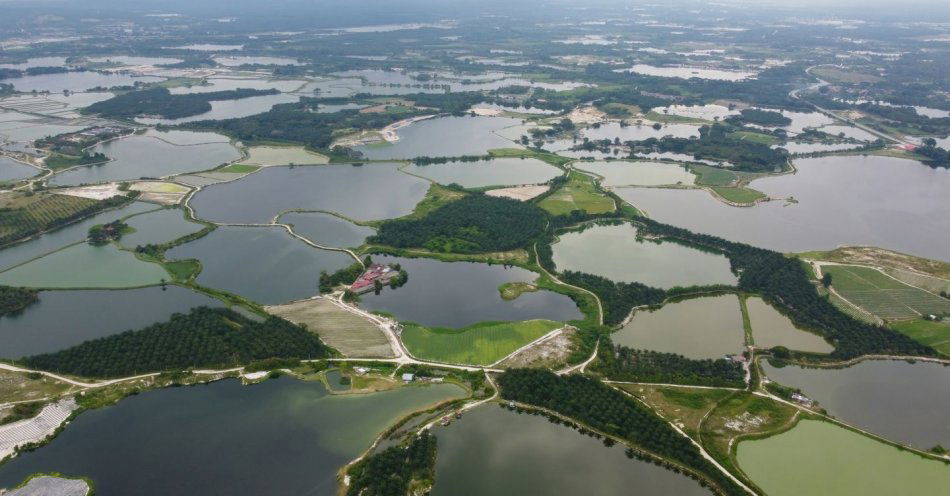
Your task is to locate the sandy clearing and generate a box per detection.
[130,181,191,194]
[567,106,607,124]
[54,184,126,200]
[485,185,550,201]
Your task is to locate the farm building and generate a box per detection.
[350,263,401,294]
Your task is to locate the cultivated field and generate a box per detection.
[401,319,562,366]
[889,319,950,357]
[0,192,98,245]
[823,265,950,320]
[265,298,394,358]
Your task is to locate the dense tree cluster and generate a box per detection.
[593,345,745,388]
[87,220,127,245]
[370,194,546,253]
[0,66,73,80]
[634,218,933,358]
[22,307,333,377]
[559,271,666,325]
[727,108,791,127]
[345,431,438,496]
[628,124,789,172]
[498,369,745,495]
[85,87,279,119]
[916,138,950,169]
[0,285,39,316]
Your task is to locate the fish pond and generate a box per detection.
[0,286,222,358]
[760,359,950,449]
[550,223,736,289]
[616,155,950,261]
[279,212,375,249]
[737,419,950,496]
[574,160,695,186]
[613,294,745,359]
[432,406,711,496]
[50,130,240,186]
[120,208,205,247]
[0,377,465,496]
[400,158,562,188]
[166,226,354,304]
[0,156,39,182]
[0,243,167,289]
[5,72,162,93]
[353,116,521,159]
[358,256,582,328]
[745,297,833,353]
[189,163,429,224]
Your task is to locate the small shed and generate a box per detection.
[402,373,415,383]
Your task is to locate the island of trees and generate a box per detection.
[84,87,280,119]
[0,285,39,316]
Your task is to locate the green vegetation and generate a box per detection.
[23,307,333,378]
[731,131,780,145]
[498,281,538,300]
[43,152,108,170]
[0,401,43,425]
[811,66,883,84]
[538,171,615,216]
[728,109,791,127]
[498,369,747,495]
[594,345,745,387]
[622,385,732,439]
[0,193,131,247]
[401,320,561,365]
[709,186,766,204]
[402,183,466,220]
[558,270,666,325]
[689,164,737,186]
[345,431,438,496]
[0,285,39,315]
[371,194,546,253]
[889,319,950,356]
[487,147,572,167]
[87,219,128,245]
[266,298,393,358]
[85,87,279,119]
[162,259,200,282]
[216,163,260,174]
[823,265,950,320]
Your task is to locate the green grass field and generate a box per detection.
[538,171,615,215]
[689,164,737,186]
[710,186,765,204]
[644,111,711,124]
[889,319,950,357]
[217,163,260,174]
[401,319,562,365]
[824,265,950,320]
[732,131,780,145]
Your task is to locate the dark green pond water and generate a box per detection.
[0,378,465,495]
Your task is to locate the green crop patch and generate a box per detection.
[401,320,561,365]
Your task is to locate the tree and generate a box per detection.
[821,272,832,288]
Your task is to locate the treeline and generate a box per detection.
[726,108,791,127]
[370,194,546,253]
[593,345,745,388]
[917,139,950,168]
[345,431,438,496]
[0,66,73,80]
[633,217,933,358]
[0,285,39,316]
[186,101,419,150]
[628,124,788,172]
[559,271,666,325]
[85,87,279,119]
[498,369,746,496]
[22,307,333,377]
[411,155,488,165]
